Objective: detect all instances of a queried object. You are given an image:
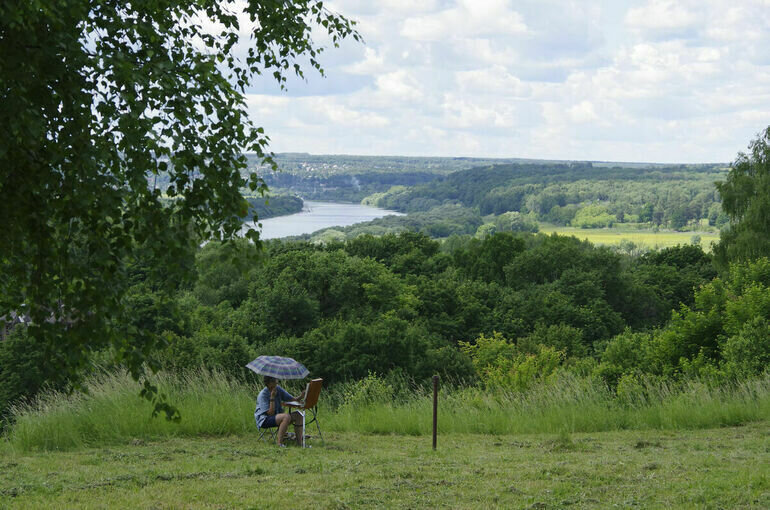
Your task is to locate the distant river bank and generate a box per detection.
[240,200,403,240]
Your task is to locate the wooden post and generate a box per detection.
[432,375,439,450]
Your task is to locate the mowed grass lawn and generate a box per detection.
[2,424,768,509]
[538,225,720,251]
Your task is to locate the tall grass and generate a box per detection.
[326,373,770,436]
[5,369,261,451]
[5,370,770,451]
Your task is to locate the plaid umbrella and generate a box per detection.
[245,355,309,380]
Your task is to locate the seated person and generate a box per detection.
[255,375,305,447]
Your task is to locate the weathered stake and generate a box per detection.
[432,375,439,450]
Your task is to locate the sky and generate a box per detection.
[243,0,770,163]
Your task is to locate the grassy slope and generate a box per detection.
[1,425,768,509]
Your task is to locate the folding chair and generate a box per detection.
[256,416,278,443]
[284,378,324,447]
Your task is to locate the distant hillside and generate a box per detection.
[151,153,726,208]
[364,162,728,232]
[244,154,727,208]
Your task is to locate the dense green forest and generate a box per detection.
[366,163,728,231]
[4,230,768,420]
[247,154,726,212]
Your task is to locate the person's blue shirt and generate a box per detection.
[255,385,293,427]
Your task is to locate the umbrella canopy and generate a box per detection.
[246,355,309,380]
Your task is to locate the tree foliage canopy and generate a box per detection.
[715,126,770,268]
[0,0,358,412]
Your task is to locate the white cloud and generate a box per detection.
[245,95,290,116]
[455,66,530,97]
[309,99,391,128]
[374,70,425,103]
[401,0,527,41]
[567,101,599,124]
[441,94,516,129]
[449,38,520,68]
[625,1,700,32]
[328,0,440,16]
[344,47,386,75]
[242,0,770,163]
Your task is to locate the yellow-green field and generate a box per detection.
[539,225,720,251]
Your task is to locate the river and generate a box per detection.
[240,200,404,240]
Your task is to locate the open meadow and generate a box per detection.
[537,225,720,251]
[1,425,768,509]
[1,371,769,508]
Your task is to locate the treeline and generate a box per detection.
[160,194,303,221]
[254,153,550,178]
[244,194,303,220]
[298,203,483,243]
[368,163,728,231]
[252,154,671,204]
[251,153,520,203]
[262,171,438,203]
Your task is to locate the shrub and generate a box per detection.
[0,328,69,423]
[601,329,652,371]
[493,211,539,233]
[594,329,653,387]
[485,345,563,391]
[459,332,517,374]
[158,329,255,379]
[474,223,496,239]
[679,350,725,381]
[518,323,587,357]
[651,306,724,374]
[461,332,564,391]
[723,283,770,337]
[571,204,615,228]
[722,317,770,378]
[615,373,647,407]
[727,257,770,291]
[339,372,395,409]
